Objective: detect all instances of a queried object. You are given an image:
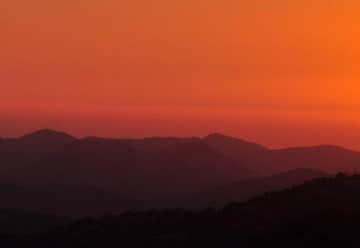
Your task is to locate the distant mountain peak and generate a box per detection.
[276,144,355,153]
[271,168,327,179]
[20,129,76,143]
[205,133,231,140]
[204,133,249,143]
[316,144,353,151]
[204,133,267,149]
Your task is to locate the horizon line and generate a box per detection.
[1,128,358,153]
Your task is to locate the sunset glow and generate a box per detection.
[1,0,360,148]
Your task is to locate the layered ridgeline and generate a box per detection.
[0,129,359,215]
[2,173,360,247]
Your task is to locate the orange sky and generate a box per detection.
[1,0,360,148]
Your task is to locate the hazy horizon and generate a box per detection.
[2,1,360,148]
[2,127,359,152]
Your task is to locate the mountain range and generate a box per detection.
[0,129,359,215]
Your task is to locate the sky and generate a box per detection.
[1,0,360,149]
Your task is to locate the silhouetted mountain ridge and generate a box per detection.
[1,129,360,215]
[2,173,360,247]
[203,133,267,162]
[19,129,77,143]
[189,168,327,208]
[256,144,360,174]
[204,133,266,150]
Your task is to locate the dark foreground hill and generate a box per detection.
[0,168,325,217]
[189,168,327,208]
[2,173,360,247]
[0,183,138,217]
